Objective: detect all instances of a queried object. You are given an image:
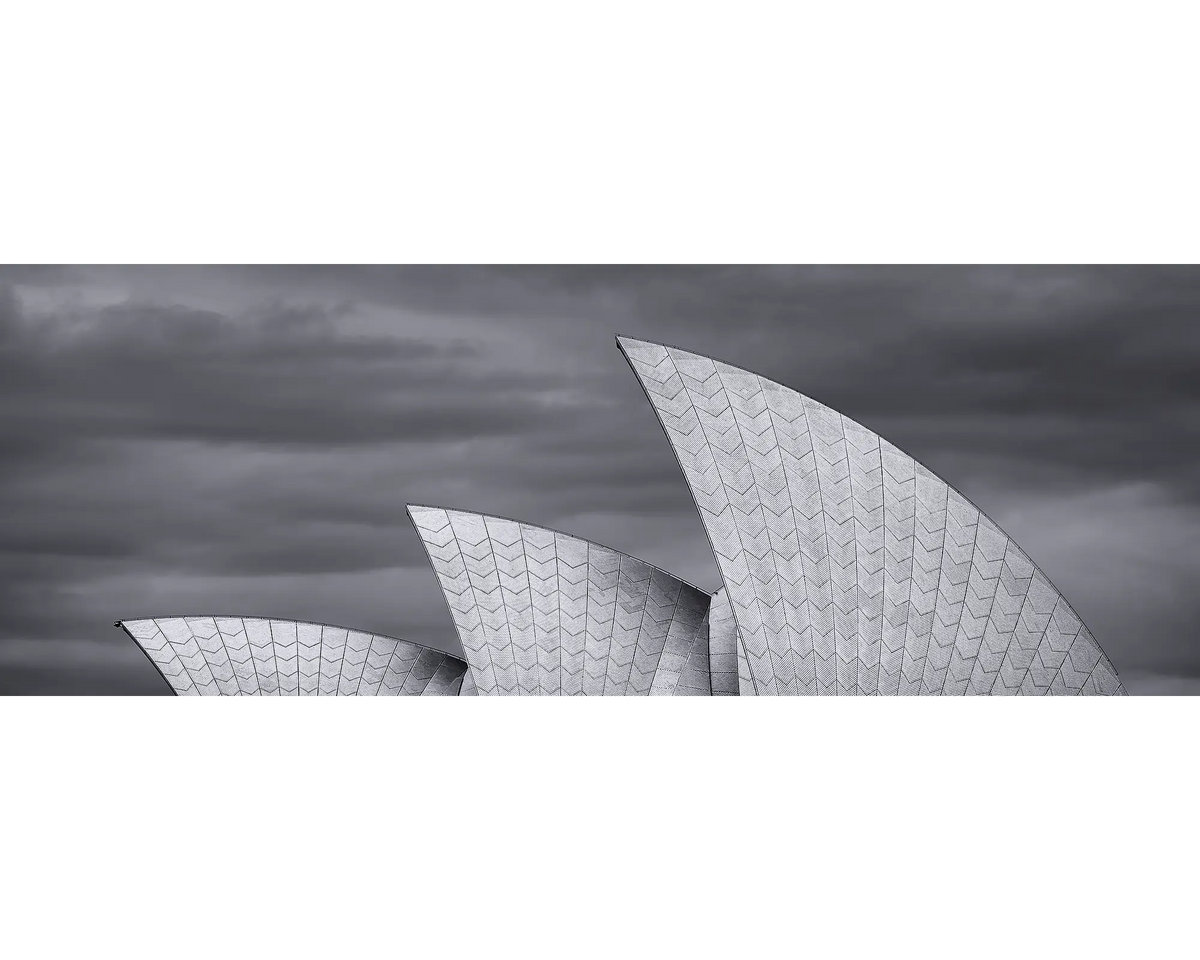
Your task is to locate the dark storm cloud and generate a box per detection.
[0,286,586,450]
[1,266,1197,693]
[185,265,1200,502]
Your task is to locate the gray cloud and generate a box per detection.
[235,265,1200,502]
[0,266,1196,693]
[0,288,588,450]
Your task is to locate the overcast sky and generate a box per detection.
[1,265,1197,694]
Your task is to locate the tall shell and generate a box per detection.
[408,506,714,695]
[619,337,1124,696]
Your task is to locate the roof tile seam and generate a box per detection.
[482,515,524,695]
[751,368,807,694]
[152,618,198,695]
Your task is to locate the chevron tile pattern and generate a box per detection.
[618,337,1125,696]
[409,506,713,695]
[118,617,468,696]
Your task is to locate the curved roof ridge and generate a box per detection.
[617,335,1123,695]
[406,502,711,595]
[117,615,467,696]
[620,334,1030,554]
[115,614,460,655]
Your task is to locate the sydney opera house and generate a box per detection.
[118,337,1125,696]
